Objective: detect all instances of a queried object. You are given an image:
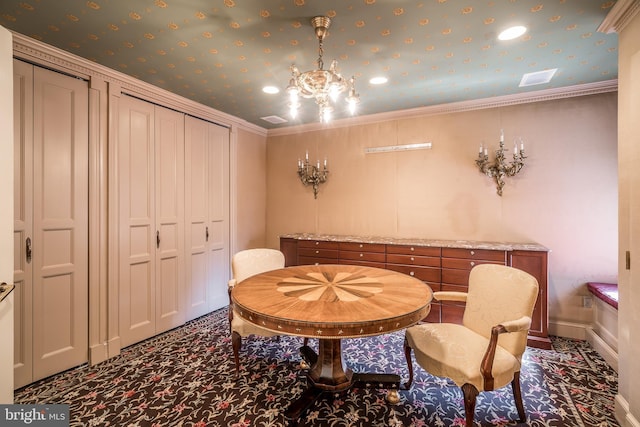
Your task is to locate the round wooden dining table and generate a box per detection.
[231,263,432,424]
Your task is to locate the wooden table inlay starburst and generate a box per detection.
[277,271,383,302]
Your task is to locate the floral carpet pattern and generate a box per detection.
[15,308,619,426]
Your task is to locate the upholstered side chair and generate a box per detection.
[404,264,539,427]
[228,248,285,376]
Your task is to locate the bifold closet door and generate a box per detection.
[118,95,184,348]
[13,60,89,388]
[184,116,229,321]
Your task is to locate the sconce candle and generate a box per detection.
[297,153,329,198]
[475,132,527,196]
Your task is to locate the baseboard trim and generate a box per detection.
[585,326,618,371]
[549,320,588,340]
[616,394,640,427]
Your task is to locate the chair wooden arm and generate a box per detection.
[432,291,467,303]
[480,315,532,391]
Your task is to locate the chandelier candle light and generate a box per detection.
[298,151,329,199]
[287,16,360,123]
[475,129,527,196]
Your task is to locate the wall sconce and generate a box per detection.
[476,130,526,196]
[298,151,329,199]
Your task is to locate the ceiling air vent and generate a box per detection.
[519,68,557,87]
[261,115,288,124]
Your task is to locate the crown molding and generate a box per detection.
[266,79,618,137]
[10,31,268,137]
[598,0,640,34]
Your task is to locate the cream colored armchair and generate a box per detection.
[404,264,539,427]
[228,248,285,376]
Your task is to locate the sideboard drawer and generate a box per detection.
[386,253,440,267]
[298,240,340,250]
[298,247,338,260]
[339,242,386,253]
[385,264,441,283]
[386,245,441,257]
[299,256,337,265]
[441,248,506,262]
[441,258,503,270]
[339,250,386,263]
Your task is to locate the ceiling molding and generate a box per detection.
[598,0,640,34]
[266,80,618,137]
[10,31,268,137]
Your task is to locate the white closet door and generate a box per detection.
[154,106,185,332]
[184,117,230,320]
[118,95,156,347]
[13,59,34,388]
[31,66,89,381]
[206,123,230,312]
[185,116,211,319]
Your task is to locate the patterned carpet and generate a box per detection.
[15,308,619,426]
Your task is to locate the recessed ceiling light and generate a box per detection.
[262,86,280,94]
[369,76,388,85]
[498,26,527,41]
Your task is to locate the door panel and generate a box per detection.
[118,95,156,347]
[13,59,34,388]
[154,106,184,332]
[184,117,230,319]
[32,66,88,381]
[184,116,211,320]
[207,124,230,311]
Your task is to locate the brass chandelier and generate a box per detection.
[287,16,359,123]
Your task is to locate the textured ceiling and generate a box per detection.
[0,0,619,129]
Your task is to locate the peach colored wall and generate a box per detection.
[235,128,268,250]
[266,93,618,327]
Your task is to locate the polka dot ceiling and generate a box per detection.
[0,0,618,128]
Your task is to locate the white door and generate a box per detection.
[206,123,230,312]
[118,95,185,347]
[184,117,230,320]
[118,95,156,347]
[154,105,185,332]
[13,60,89,387]
[1,25,16,404]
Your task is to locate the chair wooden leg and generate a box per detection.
[403,336,414,389]
[232,331,242,377]
[461,383,479,427]
[511,371,526,422]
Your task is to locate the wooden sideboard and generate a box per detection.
[280,234,550,349]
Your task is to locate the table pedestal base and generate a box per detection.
[284,340,402,425]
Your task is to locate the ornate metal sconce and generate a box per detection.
[298,151,329,198]
[476,130,526,196]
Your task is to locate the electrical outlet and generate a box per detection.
[582,296,593,308]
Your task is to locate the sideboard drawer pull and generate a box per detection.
[315,250,319,254]
[410,257,415,262]
[359,244,364,248]
[470,250,475,256]
[470,261,475,267]
[410,271,415,276]
[359,253,364,257]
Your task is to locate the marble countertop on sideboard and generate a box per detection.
[281,233,549,252]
